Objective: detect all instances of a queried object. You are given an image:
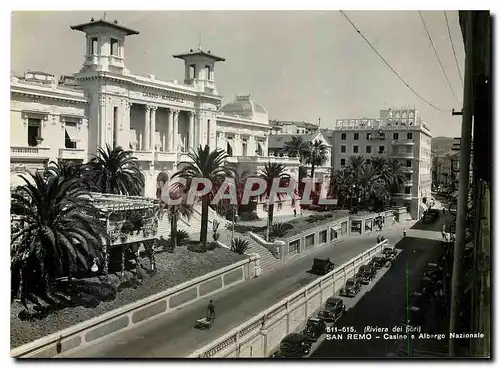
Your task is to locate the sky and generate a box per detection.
[11,10,466,137]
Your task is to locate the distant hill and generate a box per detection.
[432,137,455,154]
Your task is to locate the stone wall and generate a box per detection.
[11,254,261,358]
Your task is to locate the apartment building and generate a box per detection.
[332,107,433,219]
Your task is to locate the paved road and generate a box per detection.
[67,225,410,358]
[310,214,451,358]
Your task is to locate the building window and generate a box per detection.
[406,174,412,181]
[189,65,196,79]
[353,145,359,153]
[64,121,79,149]
[242,139,248,156]
[405,187,411,194]
[406,160,412,167]
[90,37,98,54]
[207,119,211,146]
[205,65,211,80]
[366,146,372,154]
[296,129,300,134]
[407,132,413,139]
[354,133,359,140]
[366,133,372,140]
[110,38,119,57]
[27,118,42,147]
[227,141,233,156]
[393,132,399,140]
[341,133,346,140]
[340,145,346,153]
[378,146,385,154]
[340,158,346,166]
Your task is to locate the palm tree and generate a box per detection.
[165,185,194,251]
[345,155,366,205]
[11,172,105,308]
[305,140,329,180]
[283,136,308,159]
[259,162,291,241]
[45,160,86,182]
[172,145,233,250]
[87,144,145,196]
[357,165,385,208]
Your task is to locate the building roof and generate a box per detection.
[70,18,139,36]
[173,47,225,62]
[268,134,314,149]
[219,94,267,121]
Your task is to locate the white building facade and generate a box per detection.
[332,107,433,220]
[10,17,300,197]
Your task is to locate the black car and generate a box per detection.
[302,317,326,342]
[311,258,335,275]
[382,247,397,260]
[356,264,376,284]
[370,256,386,270]
[279,333,312,358]
[339,277,361,297]
[319,297,346,322]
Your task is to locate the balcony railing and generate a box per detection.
[11,145,51,160]
[392,152,414,159]
[226,155,300,165]
[58,148,85,160]
[131,150,153,162]
[155,151,177,162]
[401,167,414,173]
[403,180,414,186]
[391,139,415,145]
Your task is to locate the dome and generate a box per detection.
[219,94,268,124]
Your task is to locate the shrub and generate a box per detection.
[188,243,206,253]
[121,220,135,234]
[271,222,288,238]
[170,229,190,246]
[231,238,249,255]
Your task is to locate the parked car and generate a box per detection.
[302,317,326,342]
[382,247,397,260]
[339,277,362,297]
[319,297,346,322]
[279,333,312,358]
[356,264,376,284]
[311,258,335,275]
[370,256,386,270]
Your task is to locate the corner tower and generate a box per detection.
[173,46,225,94]
[70,15,139,74]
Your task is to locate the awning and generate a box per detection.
[65,124,80,142]
[130,129,138,145]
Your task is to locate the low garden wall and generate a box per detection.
[11,254,261,358]
[279,216,350,260]
[188,239,388,358]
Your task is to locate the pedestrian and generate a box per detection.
[403,229,407,237]
[207,300,215,320]
[293,208,297,217]
[442,208,446,215]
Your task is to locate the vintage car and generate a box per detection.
[339,277,362,297]
[356,264,376,284]
[370,256,387,270]
[279,333,312,358]
[311,258,335,275]
[302,317,327,342]
[382,247,397,260]
[318,297,346,322]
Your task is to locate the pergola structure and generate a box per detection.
[91,193,159,276]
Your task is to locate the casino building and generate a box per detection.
[10,16,300,198]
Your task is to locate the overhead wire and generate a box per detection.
[419,11,462,105]
[339,10,451,113]
[444,11,464,88]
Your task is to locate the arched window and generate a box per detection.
[205,65,211,80]
[189,65,196,79]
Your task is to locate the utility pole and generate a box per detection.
[449,10,474,357]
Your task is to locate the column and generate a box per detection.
[149,106,157,150]
[198,112,204,148]
[217,132,226,151]
[144,105,151,151]
[234,133,241,156]
[248,136,256,156]
[172,109,179,151]
[188,111,195,151]
[122,101,131,149]
[167,109,173,151]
